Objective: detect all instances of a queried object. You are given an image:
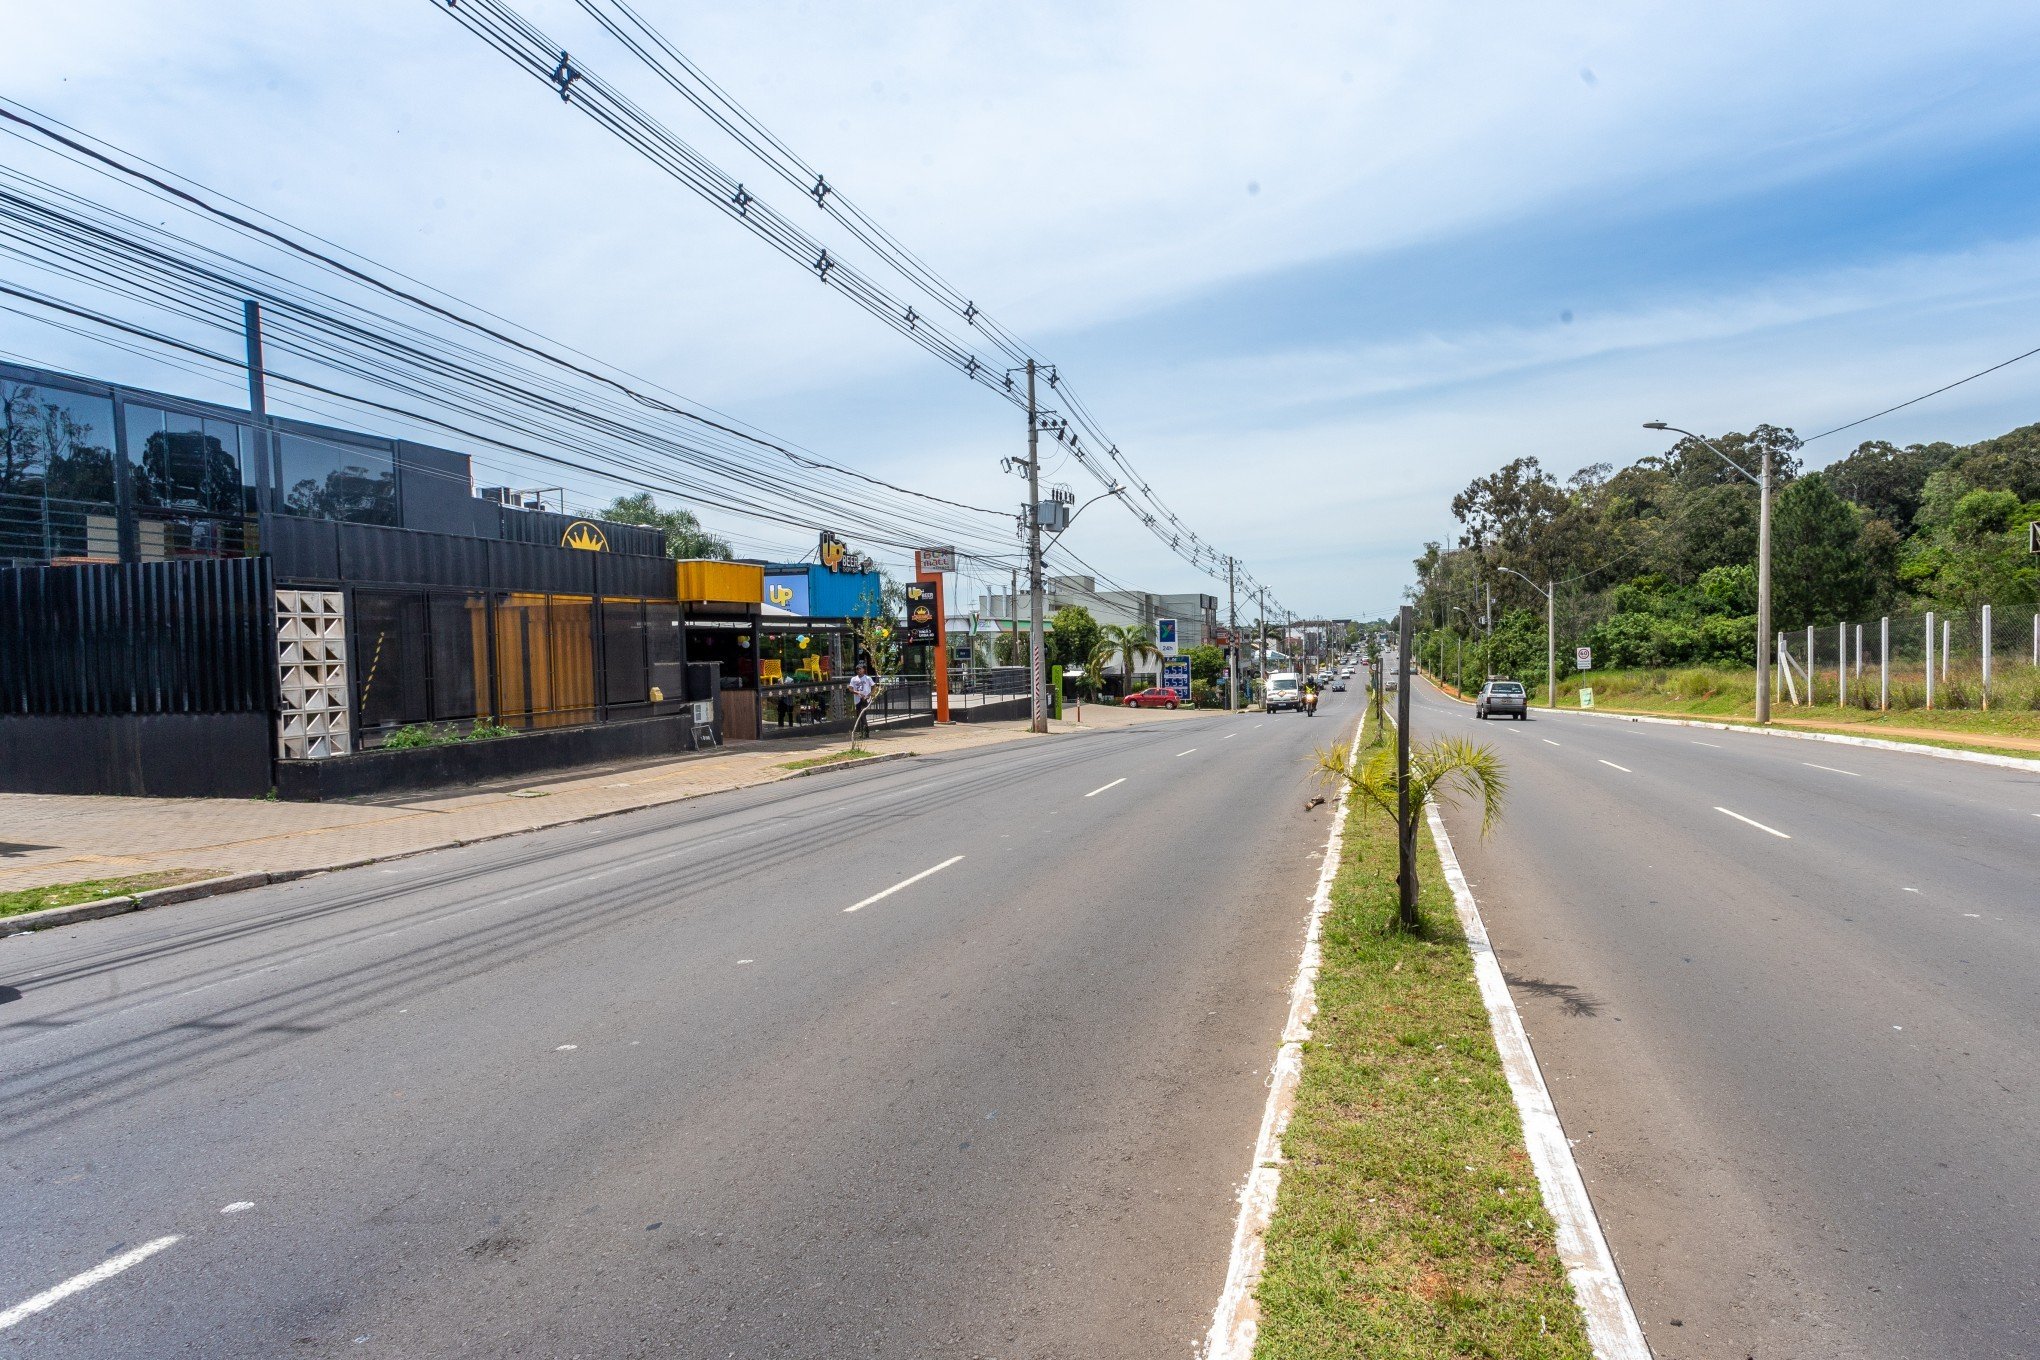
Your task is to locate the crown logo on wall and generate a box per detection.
[561,520,609,552]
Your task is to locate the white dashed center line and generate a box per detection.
[1176,748,1197,757]
[1715,806,1791,839]
[1598,759,1631,773]
[1803,762,1860,777]
[1543,739,1560,746]
[844,855,965,913]
[0,1236,181,1331]
[1084,778,1126,798]
[1691,740,1721,748]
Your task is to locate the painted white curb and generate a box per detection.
[1202,707,1367,1360]
[1545,705,2040,772]
[1426,801,1653,1360]
[1423,671,2040,773]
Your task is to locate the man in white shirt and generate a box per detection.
[848,663,877,740]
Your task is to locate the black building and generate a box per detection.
[0,360,708,798]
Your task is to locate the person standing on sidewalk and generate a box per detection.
[849,662,877,743]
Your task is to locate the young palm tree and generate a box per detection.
[1100,623,1159,696]
[1317,735,1506,929]
[1081,636,1118,700]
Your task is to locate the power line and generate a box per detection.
[1800,341,2040,445]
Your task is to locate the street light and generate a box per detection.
[1644,421,1772,723]
[1494,566,1556,710]
[1450,605,1470,695]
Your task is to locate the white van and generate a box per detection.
[1266,671,1303,713]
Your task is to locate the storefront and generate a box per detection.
[750,553,886,739]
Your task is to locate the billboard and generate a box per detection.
[1156,617,1179,657]
[1162,658,1192,701]
[762,571,810,618]
[903,580,941,645]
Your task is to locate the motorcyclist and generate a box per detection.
[1303,679,1319,716]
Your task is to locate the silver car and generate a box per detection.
[1475,678,1528,720]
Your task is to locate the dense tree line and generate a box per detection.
[1413,422,2040,678]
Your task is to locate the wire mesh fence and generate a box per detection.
[1777,605,2040,710]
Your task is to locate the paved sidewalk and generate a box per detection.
[0,704,1205,896]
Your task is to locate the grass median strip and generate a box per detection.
[777,749,882,772]
[1253,731,1591,1359]
[0,868,225,919]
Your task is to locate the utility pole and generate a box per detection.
[1008,566,1019,667]
[1025,360,1047,733]
[1546,579,1555,709]
[243,300,267,416]
[1756,444,1773,724]
[1226,556,1239,711]
[1258,586,1268,703]
[1395,604,1416,929]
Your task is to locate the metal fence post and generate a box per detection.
[1880,616,1889,710]
[1854,622,1863,680]
[1925,612,1935,709]
[1941,616,1951,682]
[1805,625,1815,705]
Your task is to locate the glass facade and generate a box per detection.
[0,378,119,562]
[123,403,257,560]
[276,432,398,526]
[758,625,852,734]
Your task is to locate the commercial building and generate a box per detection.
[0,359,704,797]
[977,576,1220,684]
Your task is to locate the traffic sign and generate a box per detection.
[1575,646,1592,670]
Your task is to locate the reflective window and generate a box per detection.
[124,404,252,515]
[277,432,398,526]
[0,381,118,561]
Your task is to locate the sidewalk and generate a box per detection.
[0,704,1204,899]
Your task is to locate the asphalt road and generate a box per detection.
[1409,676,2039,1360]
[0,695,1360,1358]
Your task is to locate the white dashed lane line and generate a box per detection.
[1084,778,1126,798]
[1598,759,1632,773]
[1176,748,1197,757]
[1716,806,1791,839]
[1692,740,1721,748]
[1543,739,1560,746]
[844,855,966,913]
[0,1236,181,1331]
[1803,762,1861,777]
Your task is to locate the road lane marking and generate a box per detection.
[1691,741,1721,748]
[1598,759,1631,773]
[1176,748,1197,757]
[1543,739,1561,746]
[1223,733,1237,740]
[1715,807,1791,839]
[1803,762,1860,777]
[0,1236,180,1331]
[220,1202,253,1215]
[1084,778,1126,798]
[844,855,965,913]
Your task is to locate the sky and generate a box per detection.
[5,0,2040,618]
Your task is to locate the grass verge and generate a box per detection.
[777,748,882,772]
[0,868,225,919]
[1253,728,1592,1360]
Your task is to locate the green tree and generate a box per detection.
[1771,472,1872,626]
[1185,643,1227,687]
[1047,604,1101,670]
[599,492,733,560]
[1100,623,1159,693]
[1319,735,1506,929]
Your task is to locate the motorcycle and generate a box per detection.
[1304,689,1318,716]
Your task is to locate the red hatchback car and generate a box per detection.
[1123,687,1184,709]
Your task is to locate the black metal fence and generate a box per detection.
[0,557,276,715]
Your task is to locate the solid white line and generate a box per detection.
[1543,738,1561,746]
[1597,759,1631,773]
[1803,762,1860,777]
[1716,806,1791,839]
[1084,777,1126,798]
[842,855,964,913]
[1176,748,1198,757]
[0,1236,181,1331]
[1425,806,1652,1360]
[1204,707,1368,1360]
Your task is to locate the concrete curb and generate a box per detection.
[0,750,933,939]
[0,872,271,937]
[1426,802,1653,1360]
[1420,673,2040,772]
[1203,705,1369,1360]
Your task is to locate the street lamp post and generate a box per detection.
[1495,566,1556,709]
[1645,421,1773,724]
